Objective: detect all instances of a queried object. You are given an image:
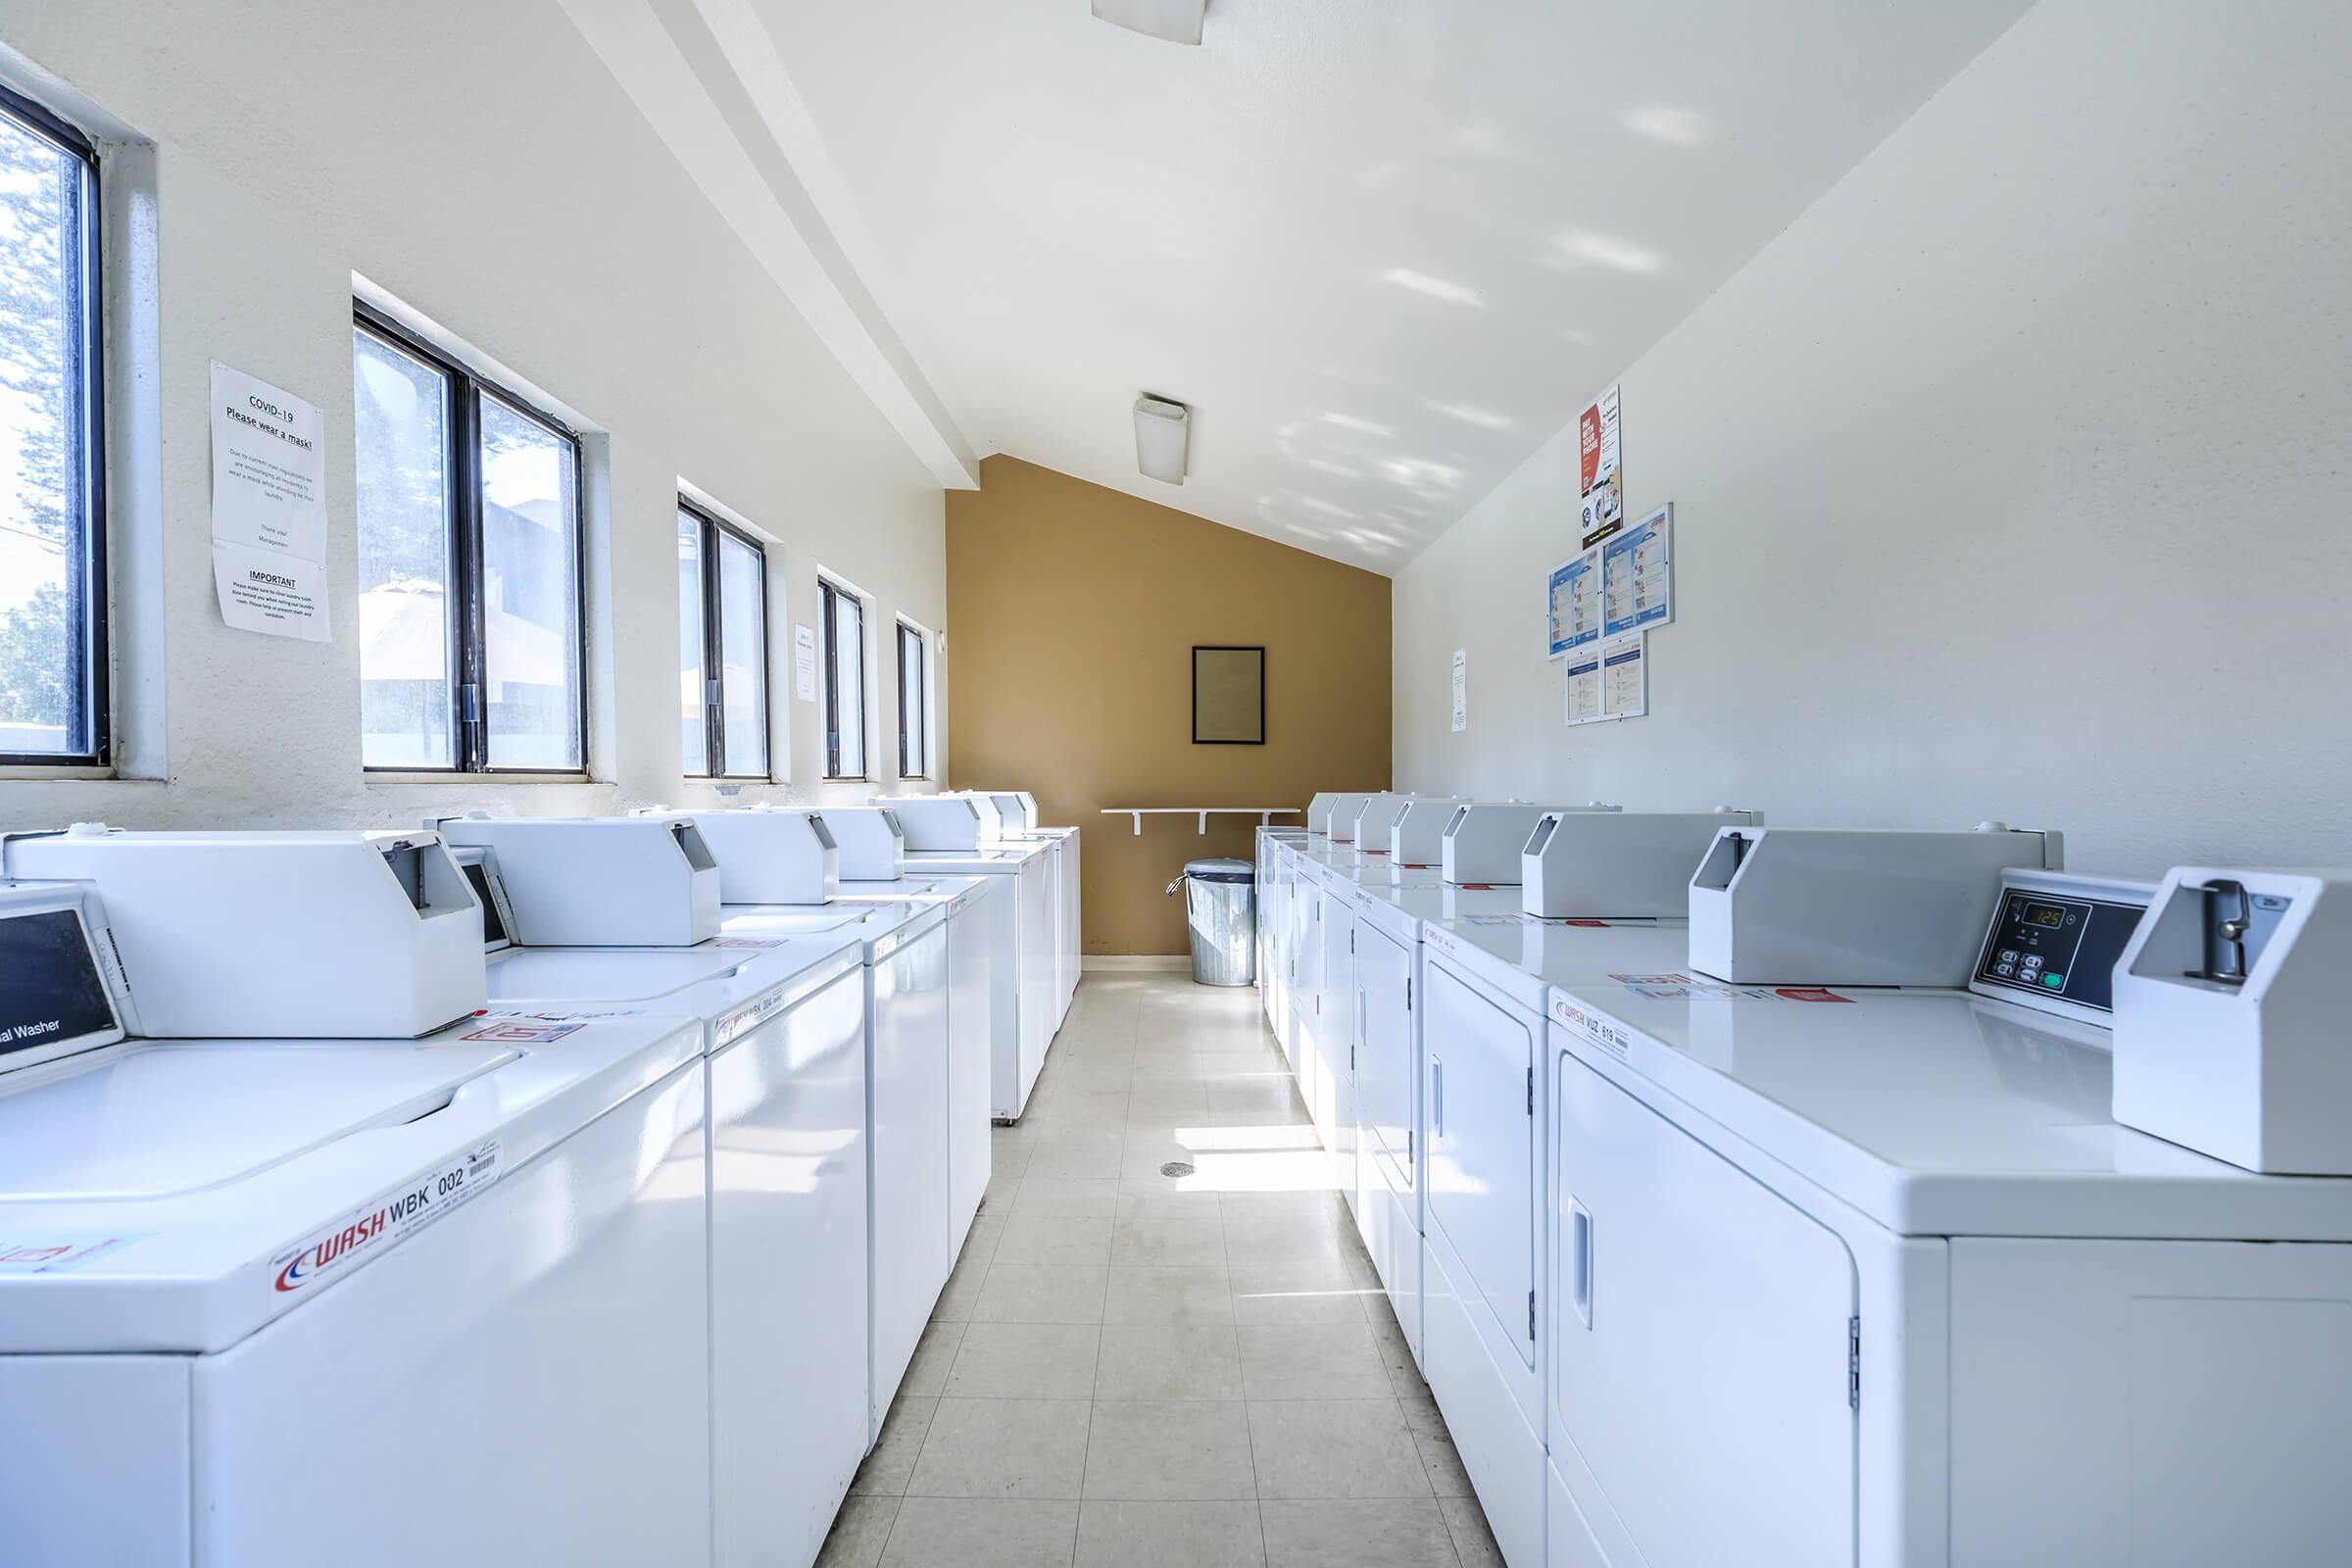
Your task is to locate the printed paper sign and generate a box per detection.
[209,362,326,560]
[265,1141,500,1312]
[210,363,330,641]
[212,543,330,643]
[1578,384,1623,548]
[0,1236,148,1274]
[794,624,819,703]
[1547,546,1602,659]
[1564,645,1603,725]
[1450,649,1467,733]
[1601,503,1673,638]
[1599,633,1646,720]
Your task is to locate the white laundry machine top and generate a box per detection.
[1349,881,1642,983]
[819,807,908,881]
[662,806,841,906]
[904,846,1047,875]
[1,825,486,1039]
[1442,803,1613,886]
[0,883,702,1354]
[1520,808,1761,919]
[1546,867,2352,1243]
[484,933,863,1050]
[832,875,989,919]
[718,897,948,963]
[879,796,988,851]
[431,811,722,948]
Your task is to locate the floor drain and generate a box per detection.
[1159,1160,1197,1178]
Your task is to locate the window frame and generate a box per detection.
[353,301,588,775]
[0,81,109,769]
[678,498,771,780]
[896,618,930,780]
[818,575,867,781]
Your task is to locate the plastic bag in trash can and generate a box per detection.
[1168,858,1255,986]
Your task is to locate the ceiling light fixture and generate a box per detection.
[1134,394,1190,484]
[1092,0,1205,45]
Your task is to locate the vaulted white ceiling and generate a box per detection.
[568,0,2030,572]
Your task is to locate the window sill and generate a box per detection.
[365,770,602,787]
[0,765,144,783]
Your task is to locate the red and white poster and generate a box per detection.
[1577,383,1623,548]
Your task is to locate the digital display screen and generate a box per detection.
[0,909,119,1053]
[2022,902,2069,929]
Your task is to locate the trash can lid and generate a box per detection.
[1181,858,1253,884]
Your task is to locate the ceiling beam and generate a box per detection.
[557,0,981,490]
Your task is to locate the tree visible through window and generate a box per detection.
[0,85,105,765]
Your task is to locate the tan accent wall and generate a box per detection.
[948,457,1392,955]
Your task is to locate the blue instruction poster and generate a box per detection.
[1602,503,1673,638]
[1547,546,1601,659]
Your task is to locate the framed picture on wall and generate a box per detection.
[1193,646,1265,745]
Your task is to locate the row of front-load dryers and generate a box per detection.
[1259,790,2352,1568]
[0,790,1076,1568]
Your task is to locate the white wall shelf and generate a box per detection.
[1102,808,1301,837]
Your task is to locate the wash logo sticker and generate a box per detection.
[266,1141,501,1311]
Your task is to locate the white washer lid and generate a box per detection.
[487,945,744,1004]
[0,1042,514,1201]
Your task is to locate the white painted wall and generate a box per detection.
[1393,0,2352,879]
[0,0,945,831]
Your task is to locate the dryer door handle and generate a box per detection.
[1430,1056,1444,1139]
[1568,1197,1594,1330]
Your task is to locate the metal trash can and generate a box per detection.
[1166,858,1255,986]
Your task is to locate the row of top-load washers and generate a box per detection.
[1258,791,2352,1568]
[0,791,1076,1568]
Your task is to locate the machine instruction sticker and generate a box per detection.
[462,1019,587,1044]
[1604,972,1854,1004]
[266,1141,501,1312]
[477,1007,643,1023]
[0,1235,149,1274]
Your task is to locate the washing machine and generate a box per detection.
[0,841,710,1568]
[440,819,874,1568]
[882,797,1058,1121]
[1543,858,2352,1566]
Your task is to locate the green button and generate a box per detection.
[2041,972,2065,988]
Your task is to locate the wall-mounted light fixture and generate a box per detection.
[1134,393,1190,484]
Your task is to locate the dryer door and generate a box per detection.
[1420,956,1536,1370]
[1552,1047,1857,1567]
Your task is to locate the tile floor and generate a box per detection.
[816,971,1503,1568]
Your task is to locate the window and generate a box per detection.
[354,306,584,772]
[819,576,865,779]
[677,501,769,778]
[0,85,105,766]
[897,620,929,778]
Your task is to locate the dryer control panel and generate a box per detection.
[1968,870,2152,1024]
